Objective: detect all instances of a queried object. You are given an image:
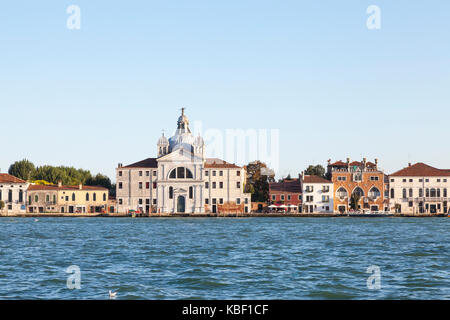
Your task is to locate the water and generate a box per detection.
[0,217,448,300]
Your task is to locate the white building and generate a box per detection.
[0,173,29,213]
[389,162,450,214]
[301,174,334,213]
[116,109,251,214]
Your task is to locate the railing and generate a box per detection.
[406,197,450,202]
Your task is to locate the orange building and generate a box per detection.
[327,158,386,213]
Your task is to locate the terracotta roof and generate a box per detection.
[269,179,302,193]
[122,158,158,168]
[390,163,450,177]
[0,173,26,184]
[329,161,347,167]
[302,175,332,184]
[28,184,108,191]
[349,161,363,167]
[205,158,241,169]
[366,161,377,167]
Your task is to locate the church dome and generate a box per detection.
[157,133,169,146]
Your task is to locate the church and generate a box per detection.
[116,109,252,214]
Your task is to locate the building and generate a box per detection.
[27,182,109,213]
[388,162,450,214]
[269,178,302,212]
[327,158,386,213]
[0,173,29,213]
[116,109,251,214]
[301,173,333,213]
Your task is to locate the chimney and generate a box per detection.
[79,183,83,190]
[301,171,305,180]
[346,157,350,164]
[58,181,62,187]
[327,159,331,165]
[408,162,411,167]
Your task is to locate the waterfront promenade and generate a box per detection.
[0,212,447,218]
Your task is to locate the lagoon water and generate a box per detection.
[0,217,448,300]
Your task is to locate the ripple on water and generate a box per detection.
[0,217,448,299]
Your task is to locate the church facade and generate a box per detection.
[116,109,252,214]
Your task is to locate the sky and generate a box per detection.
[1,1,449,181]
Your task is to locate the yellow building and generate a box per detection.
[27,182,108,214]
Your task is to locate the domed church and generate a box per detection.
[116,109,252,214]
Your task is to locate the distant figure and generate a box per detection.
[34,219,39,222]
[109,290,117,299]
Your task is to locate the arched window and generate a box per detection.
[336,187,348,199]
[93,193,97,201]
[430,188,437,197]
[368,187,381,199]
[426,188,430,197]
[8,190,12,203]
[189,186,193,199]
[0,190,2,201]
[402,188,407,199]
[169,187,173,199]
[53,195,56,203]
[103,193,106,201]
[34,195,39,202]
[353,187,364,197]
[86,193,90,201]
[168,167,194,179]
[46,194,50,202]
[390,188,395,199]
[72,193,76,201]
[19,190,23,203]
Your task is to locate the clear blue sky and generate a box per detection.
[1,1,449,181]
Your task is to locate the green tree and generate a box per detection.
[350,193,361,210]
[245,161,275,202]
[0,200,5,211]
[304,165,326,178]
[8,159,36,181]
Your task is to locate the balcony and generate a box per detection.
[406,197,450,202]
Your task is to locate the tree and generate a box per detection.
[0,200,4,211]
[8,159,36,181]
[304,165,326,178]
[350,193,361,211]
[244,161,275,202]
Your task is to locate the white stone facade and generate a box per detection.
[301,174,334,213]
[388,163,450,214]
[116,109,251,214]
[0,174,29,213]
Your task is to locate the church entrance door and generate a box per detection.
[177,196,186,213]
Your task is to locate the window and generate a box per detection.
[219,171,223,176]
[444,179,447,183]
[337,187,348,199]
[409,188,413,197]
[103,193,106,201]
[169,187,173,199]
[119,199,123,205]
[281,195,285,201]
[153,182,157,189]
[352,187,364,197]
[402,179,407,183]
[212,182,216,189]
[322,195,329,202]
[409,179,413,183]
[337,176,346,181]
[213,171,216,176]
[437,179,441,183]
[146,182,150,189]
[272,195,276,201]
[72,193,75,201]
[419,189,423,197]
[18,190,23,203]
[146,171,150,176]
[245,198,248,204]
[86,193,89,201]
[236,198,241,205]
[46,195,50,202]
[237,182,241,189]
[153,199,156,205]
[402,189,407,199]
[139,171,142,176]
[370,176,379,181]
[119,171,122,177]
[139,182,143,189]
[430,188,437,197]
[146,199,150,205]
[205,199,209,205]
[93,193,97,201]
[205,171,209,177]
[153,171,157,177]
[189,187,193,199]
[219,182,223,189]
[426,188,430,197]
[169,167,193,179]
[287,195,291,201]
[444,188,447,197]
[390,179,394,182]
[139,199,143,205]
[119,182,123,189]
[425,179,429,182]
[205,182,209,189]
[298,195,301,200]
[369,187,381,199]
[409,201,413,207]
[237,171,241,176]
[28,195,32,204]
[219,198,223,204]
